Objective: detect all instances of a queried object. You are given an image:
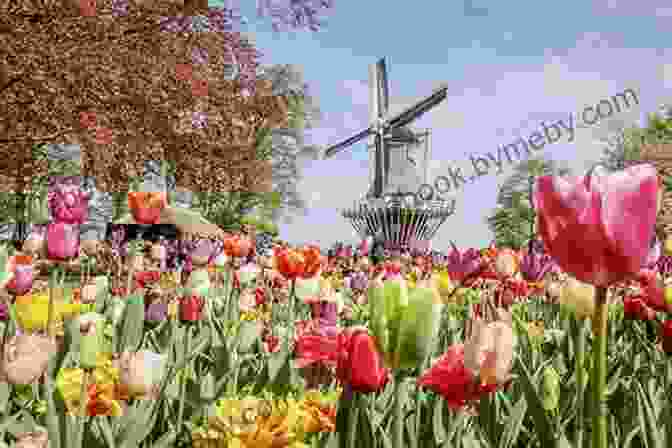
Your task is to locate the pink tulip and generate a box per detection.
[6,265,34,296]
[46,222,80,261]
[534,164,659,287]
[48,176,91,225]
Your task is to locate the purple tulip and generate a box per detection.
[190,239,218,261]
[48,176,91,225]
[314,301,339,337]
[446,243,483,283]
[519,242,557,283]
[655,255,672,277]
[46,222,80,261]
[0,302,8,321]
[349,272,369,291]
[146,302,167,322]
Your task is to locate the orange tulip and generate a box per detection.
[223,235,252,258]
[274,246,323,280]
[127,192,166,225]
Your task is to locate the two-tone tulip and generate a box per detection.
[367,275,443,371]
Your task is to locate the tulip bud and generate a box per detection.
[0,334,57,385]
[560,277,595,320]
[542,366,561,411]
[78,313,104,370]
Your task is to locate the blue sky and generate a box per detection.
[234,0,672,249]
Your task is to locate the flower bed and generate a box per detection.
[0,165,671,447]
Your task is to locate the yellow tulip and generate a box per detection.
[14,293,87,333]
[431,271,454,302]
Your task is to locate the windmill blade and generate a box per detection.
[385,83,448,129]
[376,58,390,116]
[369,63,381,122]
[373,131,385,197]
[323,127,373,158]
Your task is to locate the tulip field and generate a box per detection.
[0,164,670,448]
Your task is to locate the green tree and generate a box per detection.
[486,156,571,249]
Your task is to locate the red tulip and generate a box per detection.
[535,164,659,287]
[634,269,672,313]
[179,296,203,322]
[46,222,80,261]
[623,297,644,319]
[336,328,388,394]
[417,344,497,409]
[294,333,339,369]
[255,287,266,306]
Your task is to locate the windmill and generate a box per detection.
[324,58,456,250]
[324,58,448,198]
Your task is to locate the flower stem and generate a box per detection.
[591,286,609,448]
[346,391,359,448]
[177,324,191,433]
[46,267,58,339]
[393,374,405,448]
[572,316,586,448]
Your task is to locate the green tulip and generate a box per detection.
[368,276,442,371]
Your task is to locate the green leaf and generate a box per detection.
[513,357,556,447]
[235,321,261,353]
[636,380,664,448]
[499,396,527,448]
[432,397,448,445]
